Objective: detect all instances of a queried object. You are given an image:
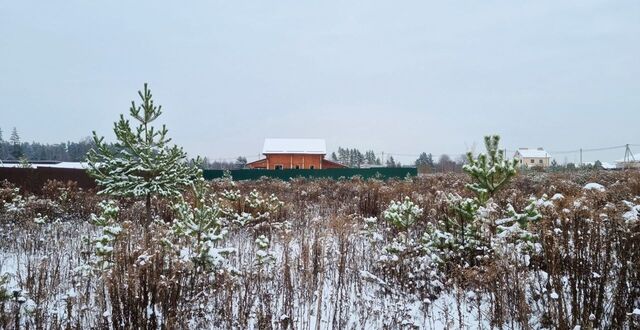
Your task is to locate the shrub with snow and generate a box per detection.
[167,179,235,273]
[90,200,122,270]
[255,235,276,266]
[382,197,423,230]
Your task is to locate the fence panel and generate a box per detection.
[0,167,417,192]
[202,167,417,181]
[0,167,97,193]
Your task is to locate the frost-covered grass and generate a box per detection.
[1,171,640,329]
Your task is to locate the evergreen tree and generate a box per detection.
[463,135,518,204]
[9,127,22,159]
[87,83,200,226]
[364,150,377,165]
[235,156,247,169]
[386,156,397,168]
[169,178,231,271]
[335,147,381,167]
[18,156,32,168]
[594,160,603,170]
[415,152,434,168]
[353,149,365,168]
[338,147,349,165]
[424,135,530,267]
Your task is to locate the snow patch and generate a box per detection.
[583,183,605,192]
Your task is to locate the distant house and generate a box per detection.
[246,138,347,170]
[615,159,640,169]
[514,148,551,168]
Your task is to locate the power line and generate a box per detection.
[582,145,627,152]
[547,149,580,155]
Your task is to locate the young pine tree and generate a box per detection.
[462,135,518,204]
[87,83,200,225]
[425,135,521,266]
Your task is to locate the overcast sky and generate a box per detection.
[1,1,638,164]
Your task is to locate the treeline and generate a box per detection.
[329,147,465,172]
[415,152,465,173]
[330,147,383,167]
[196,156,248,170]
[0,127,252,170]
[0,127,96,162]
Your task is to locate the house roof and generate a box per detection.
[321,158,348,168]
[0,161,88,169]
[515,148,550,158]
[262,138,327,155]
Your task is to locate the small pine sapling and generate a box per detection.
[87,83,200,226]
[17,157,31,169]
[90,200,123,270]
[169,178,234,272]
[462,135,519,204]
[0,273,11,303]
[426,135,521,266]
[495,198,542,250]
[33,213,48,225]
[255,235,276,266]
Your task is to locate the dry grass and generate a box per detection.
[0,171,639,329]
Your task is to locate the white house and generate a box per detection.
[514,148,551,168]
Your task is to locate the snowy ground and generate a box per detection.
[1,172,639,329]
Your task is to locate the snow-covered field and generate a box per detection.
[1,171,639,329]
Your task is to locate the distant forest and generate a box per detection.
[0,127,95,162]
[0,127,245,170]
[332,146,464,172]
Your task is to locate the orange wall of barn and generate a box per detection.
[265,154,324,169]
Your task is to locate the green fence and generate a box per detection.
[202,167,417,181]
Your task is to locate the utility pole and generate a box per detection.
[624,144,636,169]
[579,148,583,167]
